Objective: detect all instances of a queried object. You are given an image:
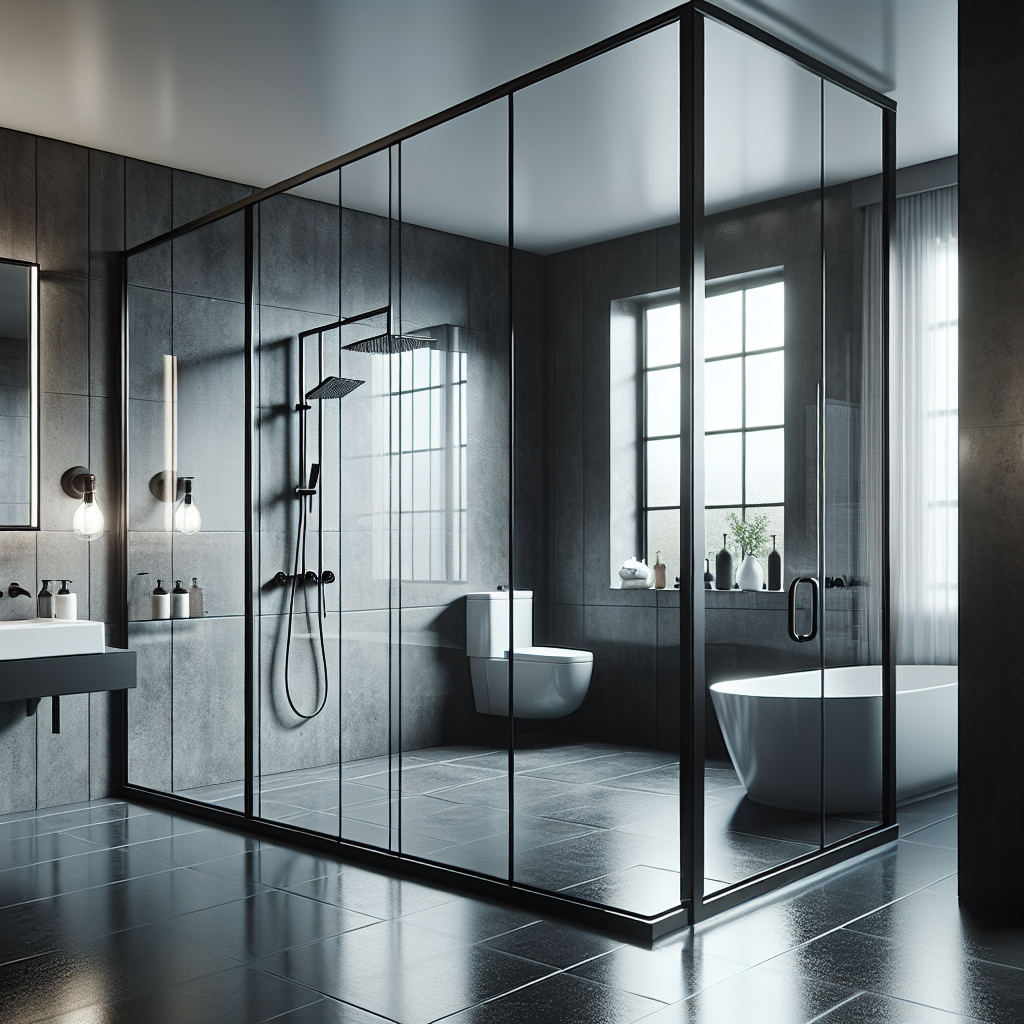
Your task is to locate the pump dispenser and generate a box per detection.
[151,580,170,620]
[55,581,76,621]
[171,580,189,619]
[37,580,54,619]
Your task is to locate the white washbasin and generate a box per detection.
[0,619,106,661]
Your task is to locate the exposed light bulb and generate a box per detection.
[174,497,201,535]
[73,494,104,541]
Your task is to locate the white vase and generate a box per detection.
[737,553,764,591]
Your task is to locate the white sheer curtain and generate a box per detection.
[889,186,959,664]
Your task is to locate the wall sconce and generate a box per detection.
[61,467,104,541]
[174,477,201,535]
[149,472,201,535]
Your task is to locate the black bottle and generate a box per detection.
[715,534,733,591]
[703,557,714,590]
[768,534,782,591]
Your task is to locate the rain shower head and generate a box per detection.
[305,376,364,401]
[342,333,433,355]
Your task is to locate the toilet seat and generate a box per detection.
[511,647,592,664]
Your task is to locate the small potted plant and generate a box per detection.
[727,511,769,591]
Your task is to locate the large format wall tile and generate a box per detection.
[37,137,89,277]
[0,128,36,262]
[127,621,172,791]
[171,616,245,791]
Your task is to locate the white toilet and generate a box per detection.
[466,590,592,719]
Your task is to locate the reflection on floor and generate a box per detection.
[704,758,881,896]
[179,741,882,913]
[2,789,1004,1023]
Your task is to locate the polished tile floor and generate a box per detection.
[3,787,1019,1022]
[182,740,878,910]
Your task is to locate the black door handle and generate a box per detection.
[787,576,819,643]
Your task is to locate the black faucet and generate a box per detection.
[8,583,31,599]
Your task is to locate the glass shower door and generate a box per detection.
[701,17,825,898]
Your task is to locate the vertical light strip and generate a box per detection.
[162,354,178,530]
[29,265,39,526]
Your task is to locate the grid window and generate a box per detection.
[389,347,468,582]
[703,280,784,567]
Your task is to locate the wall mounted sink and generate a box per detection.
[0,619,106,661]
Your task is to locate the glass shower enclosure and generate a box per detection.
[120,1,896,937]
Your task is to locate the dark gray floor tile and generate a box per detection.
[61,810,206,849]
[442,971,664,1023]
[845,886,1024,970]
[901,816,958,850]
[0,922,238,1022]
[284,864,460,919]
[762,927,1024,1024]
[0,801,147,842]
[263,996,394,1023]
[705,829,818,888]
[560,865,681,916]
[192,843,344,890]
[569,942,747,1004]
[897,791,958,835]
[481,919,623,969]
[77,965,323,1024]
[138,826,261,867]
[0,829,102,869]
[263,939,554,1024]
[0,864,265,963]
[638,963,857,1023]
[399,897,538,944]
[527,785,678,829]
[813,991,986,1023]
[166,889,377,963]
[0,844,177,908]
[926,873,960,896]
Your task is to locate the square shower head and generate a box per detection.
[305,376,364,400]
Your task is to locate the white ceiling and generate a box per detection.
[0,0,956,252]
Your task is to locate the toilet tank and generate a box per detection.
[466,591,533,657]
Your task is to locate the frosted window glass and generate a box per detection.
[413,450,430,511]
[646,437,680,508]
[705,432,742,505]
[413,348,430,390]
[412,390,430,449]
[745,351,784,426]
[646,508,680,586]
[705,291,742,357]
[647,304,681,367]
[430,388,443,448]
[745,428,784,503]
[400,351,413,392]
[647,368,681,437]
[400,393,413,451]
[705,357,742,432]
[746,282,784,351]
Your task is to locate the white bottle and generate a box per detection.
[55,580,77,621]
[151,580,170,620]
[171,580,190,619]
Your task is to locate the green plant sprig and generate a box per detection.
[726,511,769,558]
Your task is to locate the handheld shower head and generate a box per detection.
[305,376,364,400]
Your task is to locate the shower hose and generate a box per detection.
[283,488,329,719]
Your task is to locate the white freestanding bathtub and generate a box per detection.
[710,665,957,813]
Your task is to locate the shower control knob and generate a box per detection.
[304,570,319,584]
[321,571,336,585]
[274,571,289,587]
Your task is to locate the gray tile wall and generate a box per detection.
[0,128,124,813]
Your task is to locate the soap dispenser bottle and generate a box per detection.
[768,534,782,591]
[188,578,204,618]
[37,580,54,619]
[55,581,76,621]
[653,551,667,590]
[151,580,170,620]
[715,535,733,592]
[171,580,190,619]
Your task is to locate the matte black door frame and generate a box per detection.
[117,1,896,941]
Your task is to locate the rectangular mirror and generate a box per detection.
[0,258,39,528]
